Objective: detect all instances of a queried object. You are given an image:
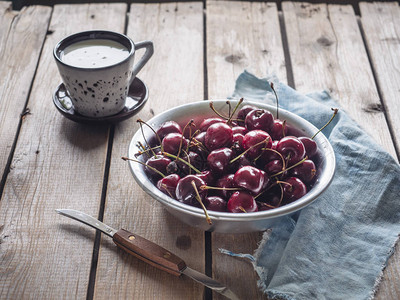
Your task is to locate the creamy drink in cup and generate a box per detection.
[54,30,153,117]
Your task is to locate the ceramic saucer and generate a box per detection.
[53,77,148,124]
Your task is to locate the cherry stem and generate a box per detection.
[254,180,283,200]
[191,181,212,225]
[162,152,201,174]
[209,102,229,120]
[182,149,192,175]
[190,129,201,139]
[271,156,308,177]
[226,100,232,120]
[273,148,286,171]
[121,156,165,178]
[226,98,244,125]
[275,180,292,188]
[176,119,194,160]
[200,185,241,191]
[188,129,201,150]
[238,206,247,213]
[311,108,339,139]
[160,183,174,198]
[256,148,286,171]
[270,82,279,120]
[230,137,270,164]
[137,119,163,154]
[135,145,161,158]
[190,138,209,153]
[256,201,276,209]
[136,142,150,158]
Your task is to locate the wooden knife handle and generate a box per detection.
[113,229,187,277]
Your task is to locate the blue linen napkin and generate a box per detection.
[227,70,400,300]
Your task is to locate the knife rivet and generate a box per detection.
[128,235,135,240]
[163,252,171,258]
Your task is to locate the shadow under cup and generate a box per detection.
[54,31,138,118]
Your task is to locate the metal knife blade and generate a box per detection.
[56,209,240,300]
[182,267,240,300]
[56,209,117,237]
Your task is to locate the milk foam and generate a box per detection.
[60,39,130,68]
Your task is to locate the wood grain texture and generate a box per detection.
[93,3,205,299]
[206,2,285,299]
[282,2,396,158]
[359,3,400,299]
[0,4,50,182]
[360,2,400,158]
[283,2,399,300]
[207,0,287,99]
[0,2,16,56]
[0,3,127,299]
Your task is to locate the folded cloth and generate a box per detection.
[228,70,400,300]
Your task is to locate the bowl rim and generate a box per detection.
[127,99,336,222]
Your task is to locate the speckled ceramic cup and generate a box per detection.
[54,30,153,117]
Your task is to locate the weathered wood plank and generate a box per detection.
[0,4,50,183]
[93,3,205,299]
[359,3,400,300]
[207,0,287,100]
[0,3,127,299]
[0,2,17,56]
[282,2,396,158]
[283,2,399,300]
[360,2,400,158]
[206,2,285,299]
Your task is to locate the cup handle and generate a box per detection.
[130,40,154,82]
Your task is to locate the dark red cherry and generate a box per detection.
[233,166,269,195]
[204,196,227,212]
[245,109,274,132]
[190,131,209,159]
[298,136,318,158]
[196,170,215,185]
[264,159,284,176]
[162,133,188,155]
[282,177,307,202]
[257,185,282,209]
[204,122,233,151]
[276,136,306,165]
[232,133,244,153]
[207,147,234,175]
[231,155,253,172]
[176,175,207,206]
[237,105,257,126]
[242,130,272,159]
[156,174,180,198]
[270,119,288,140]
[145,155,171,179]
[215,173,236,199]
[290,160,316,184]
[259,140,279,163]
[232,126,248,135]
[188,151,205,171]
[175,151,204,175]
[166,160,179,175]
[193,131,206,145]
[200,117,224,132]
[157,121,182,140]
[227,191,258,213]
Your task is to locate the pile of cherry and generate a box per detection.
[129,99,333,222]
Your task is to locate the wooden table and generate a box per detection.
[0,1,399,299]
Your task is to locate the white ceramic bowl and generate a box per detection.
[127,100,335,233]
